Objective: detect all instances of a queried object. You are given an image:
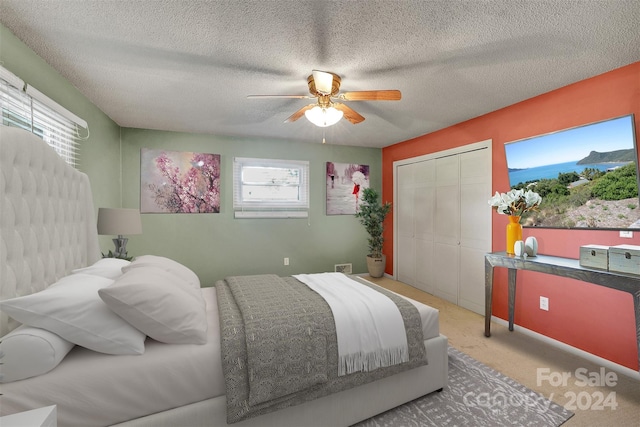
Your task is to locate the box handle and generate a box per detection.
[591,250,596,256]
[625,252,632,259]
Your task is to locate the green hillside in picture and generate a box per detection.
[517,162,640,228]
[577,149,635,164]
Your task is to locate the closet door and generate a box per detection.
[396,160,436,293]
[394,140,491,316]
[396,163,416,285]
[433,155,460,304]
[458,149,491,314]
[413,160,435,294]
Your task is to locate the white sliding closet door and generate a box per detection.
[414,161,436,295]
[396,160,436,293]
[394,141,491,315]
[396,163,416,286]
[458,148,492,314]
[433,155,461,304]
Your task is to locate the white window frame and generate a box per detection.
[0,66,88,167]
[233,157,309,218]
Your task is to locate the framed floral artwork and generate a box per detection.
[326,162,370,215]
[141,148,221,213]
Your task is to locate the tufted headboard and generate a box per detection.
[0,125,101,336]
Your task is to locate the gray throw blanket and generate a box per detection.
[216,274,428,424]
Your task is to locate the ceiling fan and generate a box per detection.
[247,70,401,127]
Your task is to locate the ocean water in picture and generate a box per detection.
[508,161,632,187]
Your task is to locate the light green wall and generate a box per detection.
[2,22,383,285]
[121,129,381,285]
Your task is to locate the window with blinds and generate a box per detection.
[233,157,310,218]
[0,66,88,167]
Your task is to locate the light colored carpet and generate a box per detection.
[354,346,573,426]
[365,276,640,427]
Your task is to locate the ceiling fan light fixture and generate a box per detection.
[312,70,334,95]
[304,105,343,127]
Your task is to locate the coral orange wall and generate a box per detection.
[382,62,640,370]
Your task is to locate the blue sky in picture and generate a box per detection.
[504,115,636,169]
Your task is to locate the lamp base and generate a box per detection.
[112,235,129,258]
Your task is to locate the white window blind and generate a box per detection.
[0,66,88,167]
[233,157,309,218]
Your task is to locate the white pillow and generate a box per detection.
[0,325,75,383]
[99,267,207,344]
[72,258,131,279]
[123,255,200,289]
[0,274,146,355]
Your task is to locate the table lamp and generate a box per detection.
[97,208,142,258]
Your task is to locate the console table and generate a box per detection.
[484,251,640,371]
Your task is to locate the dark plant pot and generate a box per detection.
[366,254,386,278]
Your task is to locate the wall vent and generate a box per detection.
[334,263,353,274]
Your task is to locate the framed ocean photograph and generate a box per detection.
[326,162,370,215]
[504,114,639,229]
[141,148,221,213]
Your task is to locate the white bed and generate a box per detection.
[0,125,448,426]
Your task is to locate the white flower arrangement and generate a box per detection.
[488,188,542,217]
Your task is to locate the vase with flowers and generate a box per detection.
[488,189,542,254]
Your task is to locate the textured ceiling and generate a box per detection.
[1,0,639,148]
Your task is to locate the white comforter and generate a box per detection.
[0,288,223,427]
[293,273,409,376]
[0,279,441,427]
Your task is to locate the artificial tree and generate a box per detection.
[355,187,392,277]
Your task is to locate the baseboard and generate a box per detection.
[492,316,640,381]
[353,272,394,279]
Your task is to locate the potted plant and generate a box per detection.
[355,187,392,278]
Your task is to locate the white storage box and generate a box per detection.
[608,244,640,275]
[579,244,609,270]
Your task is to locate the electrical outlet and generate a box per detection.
[284,257,289,266]
[540,296,549,311]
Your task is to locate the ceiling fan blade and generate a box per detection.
[284,104,315,123]
[312,70,334,94]
[340,90,402,101]
[247,94,310,99]
[333,103,365,124]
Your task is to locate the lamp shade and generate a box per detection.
[97,208,142,236]
[304,106,343,127]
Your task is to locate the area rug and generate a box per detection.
[353,347,574,427]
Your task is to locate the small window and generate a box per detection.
[233,157,309,218]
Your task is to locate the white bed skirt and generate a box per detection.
[112,334,448,427]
